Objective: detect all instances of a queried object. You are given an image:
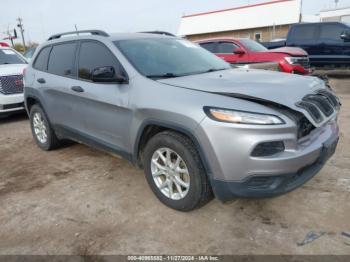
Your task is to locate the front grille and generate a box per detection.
[303,94,334,117]
[296,90,341,123]
[296,57,310,69]
[296,101,323,123]
[317,89,341,109]
[0,75,24,95]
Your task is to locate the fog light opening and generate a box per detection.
[251,141,285,157]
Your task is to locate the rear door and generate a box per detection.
[33,41,80,129]
[72,40,131,153]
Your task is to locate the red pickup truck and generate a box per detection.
[196,38,312,75]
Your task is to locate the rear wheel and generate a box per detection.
[143,131,213,211]
[30,104,61,150]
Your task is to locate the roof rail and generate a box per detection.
[140,31,176,37]
[48,30,109,41]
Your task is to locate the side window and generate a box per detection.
[78,41,120,81]
[33,46,51,71]
[319,24,345,40]
[292,25,317,40]
[199,42,216,53]
[48,42,77,76]
[217,42,239,53]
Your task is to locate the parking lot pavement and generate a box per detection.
[0,78,349,255]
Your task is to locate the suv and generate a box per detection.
[0,46,27,117]
[197,38,311,75]
[24,30,340,211]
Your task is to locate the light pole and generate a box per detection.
[16,17,26,51]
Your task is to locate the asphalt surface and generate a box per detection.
[0,78,349,255]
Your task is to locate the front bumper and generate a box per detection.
[0,93,25,115]
[211,135,338,201]
[196,116,339,201]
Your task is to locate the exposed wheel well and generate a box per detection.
[26,97,40,112]
[137,125,168,167]
[136,124,209,174]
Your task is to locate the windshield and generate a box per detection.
[0,49,27,65]
[240,39,268,52]
[115,38,230,78]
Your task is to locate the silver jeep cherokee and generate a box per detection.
[24,30,340,211]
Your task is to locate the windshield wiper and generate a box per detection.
[205,68,228,73]
[146,73,180,79]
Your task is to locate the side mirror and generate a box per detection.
[91,66,128,83]
[341,29,350,41]
[233,48,246,55]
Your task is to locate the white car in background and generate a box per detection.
[0,46,27,117]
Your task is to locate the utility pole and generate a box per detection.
[335,0,339,8]
[16,17,26,51]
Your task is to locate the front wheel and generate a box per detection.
[143,131,213,211]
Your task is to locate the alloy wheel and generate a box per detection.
[151,147,190,200]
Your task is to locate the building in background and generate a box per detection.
[319,6,350,23]
[178,0,302,42]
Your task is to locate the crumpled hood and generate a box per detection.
[158,68,328,126]
[267,47,308,56]
[0,64,27,76]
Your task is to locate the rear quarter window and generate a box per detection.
[33,46,51,71]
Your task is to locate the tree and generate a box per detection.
[13,43,25,52]
[13,42,39,53]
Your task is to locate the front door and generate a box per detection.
[71,40,131,154]
[318,23,350,67]
[216,42,249,64]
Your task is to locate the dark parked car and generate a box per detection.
[263,22,350,68]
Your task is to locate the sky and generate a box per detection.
[2,0,350,44]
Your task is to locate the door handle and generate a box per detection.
[37,78,46,84]
[71,86,84,93]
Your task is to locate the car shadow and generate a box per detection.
[0,112,28,124]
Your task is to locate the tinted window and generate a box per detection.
[24,47,36,59]
[200,42,216,53]
[0,49,26,65]
[48,42,77,76]
[33,47,51,71]
[78,41,120,80]
[116,39,230,78]
[291,25,317,40]
[319,24,345,40]
[217,42,239,53]
[240,39,267,52]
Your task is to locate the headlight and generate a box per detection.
[204,107,284,125]
[285,57,300,65]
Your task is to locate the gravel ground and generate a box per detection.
[0,78,349,255]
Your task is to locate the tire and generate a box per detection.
[143,131,213,211]
[29,104,61,151]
